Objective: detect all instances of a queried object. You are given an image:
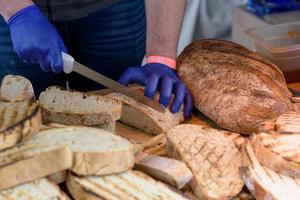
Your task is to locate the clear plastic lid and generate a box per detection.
[246,22,300,57]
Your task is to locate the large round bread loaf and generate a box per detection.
[178,39,293,134]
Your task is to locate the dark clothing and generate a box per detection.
[33,0,120,21]
[0,0,146,94]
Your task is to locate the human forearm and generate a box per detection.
[0,0,33,21]
[145,0,186,60]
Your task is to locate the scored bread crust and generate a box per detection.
[0,143,73,190]
[241,141,300,200]
[39,86,121,128]
[27,127,135,176]
[106,89,184,135]
[177,39,293,134]
[0,101,41,150]
[167,124,244,200]
[252,133,300,178]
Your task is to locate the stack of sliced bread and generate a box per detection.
[0,75,41,151]
[242,140,300,200]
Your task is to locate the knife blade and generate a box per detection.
[62,52,166,113]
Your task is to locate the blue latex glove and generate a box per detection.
[7,5,67,73]
[118,63,194,118]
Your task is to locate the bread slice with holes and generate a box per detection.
[241,141,300,200]
[67,170,189,200]
[252,132,300,178]
[39,86,121,132]
[0,142,72,190]
[135,152,193,189]
[167,124,244,200]
[0,178,70,200]
[0,75,35,102]
[106,88,184,135]
[27,126,135,175]
[0,101,41,150]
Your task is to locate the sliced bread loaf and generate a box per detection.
[0,75,35,102]
[39,86,122,130]
[167,124,244,200]
[27,126,135,175]
[66,171,189,200]
[0,142,72,190]
[0,101,41,150]
[0,178,70,200]
[273,112,300,134]
[135,152,193,189]
[241,141,300,200]
[252,132,300,178]
[106,89,184,135]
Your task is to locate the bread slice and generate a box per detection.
[167,124,244,199]
[135,152,193,189]
[0,142,72,190]
[241,141,300,200]
[0,101,41,150]
[274,112,300,134]
[27,126,135,175]
[0,75,35,102]
[39,86,121,130]
[0,178,70,200]
[66,171,189,200]
[143,133,167,156]
[106,88,184,135]
[252,132,300,178]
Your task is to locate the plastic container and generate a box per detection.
[247,22,300,82]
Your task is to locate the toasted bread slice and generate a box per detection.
[252,132,300,178]
[143,134,167,156]
[0,178,70,200]
[241,141,300,200]
[106,88,184,135]
[135,152,193,189]
[0,142,72,190]
[167,124,244,199]
[274,112,300,134]
[27,126,135,175]
[0,101,41,150]
[0,75,35,102]
[67,171,189,200]
[39,86,121,130]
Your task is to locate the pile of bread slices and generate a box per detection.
[2,74,300,200]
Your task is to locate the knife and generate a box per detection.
[61,52,166,113]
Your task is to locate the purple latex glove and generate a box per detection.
[7,5,67,73]
[118,63,194,118]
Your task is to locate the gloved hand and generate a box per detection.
[7,5,67,73]
[118,62,194,118]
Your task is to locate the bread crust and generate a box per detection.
[252,133,300,178]
[178,39,293,134]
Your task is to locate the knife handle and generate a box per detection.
[61,52,74,74]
